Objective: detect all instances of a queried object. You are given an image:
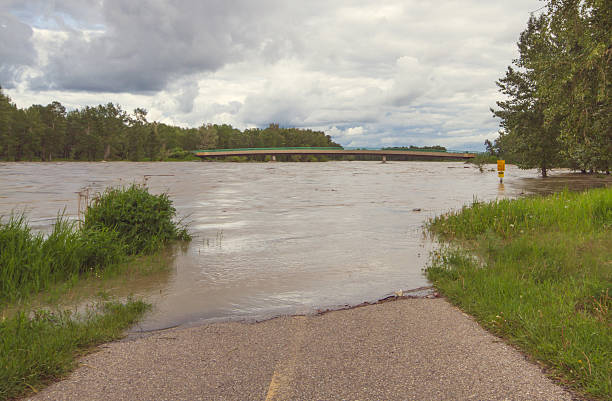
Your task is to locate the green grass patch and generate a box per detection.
[0,185,190,399]
[0,299,149,400]
[426,187,612,399]
[1,184,190,306]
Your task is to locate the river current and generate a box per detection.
[1,161,609,330]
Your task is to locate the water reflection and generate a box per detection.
[1,162,610,330]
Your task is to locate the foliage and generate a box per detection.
[491,15,565,177]
[83,184,190,255]
[383,145,447,152]
[541,0,612,173]
[468,153,498,171]
[0,215,122,304]
[0,91,341,162]
[0,186,190,304]
[166,147,198,160]
[0,300,149,400]
[427,187,612,399]
[491,1,611,175]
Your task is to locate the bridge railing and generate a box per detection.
[195,147,478,154]
[194,147,344,153]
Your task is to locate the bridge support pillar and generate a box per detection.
[271,155,276,162]
[382,155,387,163]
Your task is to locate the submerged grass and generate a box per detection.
[0,184,190,306]
[0,184,190,400]
[0,299,149,400]
[426,187,612,399]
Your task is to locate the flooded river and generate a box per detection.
[1,161,610,330]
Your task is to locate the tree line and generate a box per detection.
[489,0,610,177]
[0,90,340,162]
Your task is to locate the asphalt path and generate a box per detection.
[29,298,576,401]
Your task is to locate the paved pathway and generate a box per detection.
[29,299,576,401]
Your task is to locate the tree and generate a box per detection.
[198,124,218,149]
[33,101,67,161]
[538,0,611,173]
[0,87,17,160]
[492,15,565,177]
[0,93,342,162]
[491,1,611,174]
[484,139,500,156]
[146,123,161,160]
[126,108,148,161]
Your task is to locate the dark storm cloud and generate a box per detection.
[4,0,543,150]
[28,0,287,92]
[0,13,35,88]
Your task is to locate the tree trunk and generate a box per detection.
[541,166,547,177]
[104,143,111,160]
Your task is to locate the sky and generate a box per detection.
[0,0,545,150]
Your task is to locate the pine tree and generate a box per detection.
[492,15,564,177]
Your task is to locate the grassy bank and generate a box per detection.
[0,300,149,399]
[1,184,190,305]
[426,187,611,399]
[0,184,190,400]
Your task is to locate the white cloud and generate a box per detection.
[2,0,543,150]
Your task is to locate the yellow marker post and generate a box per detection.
[497,160,505,183]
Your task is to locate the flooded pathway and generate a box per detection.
[1,161,609,330]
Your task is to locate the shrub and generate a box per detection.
[0,185,190,303]
[83,184,190,255]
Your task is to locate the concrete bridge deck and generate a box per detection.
[194,147,476,160]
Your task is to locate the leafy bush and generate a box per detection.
[83,184,190,254]
[166,147,197,160]
[77,227,127,270]
[0,185,190,304]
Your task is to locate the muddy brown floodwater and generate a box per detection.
[1,161,610,330]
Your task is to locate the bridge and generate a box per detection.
[194,147,476,162]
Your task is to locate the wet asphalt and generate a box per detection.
[29,298,576,401]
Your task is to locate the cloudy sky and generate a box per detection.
[1,0,544,150]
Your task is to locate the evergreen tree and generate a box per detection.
[492,0,611,174]
[540,0,611,172]
[492,15,564,177]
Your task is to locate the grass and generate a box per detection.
[1,184,190,306]
[0,299,149,400]
[426,187,612,400]
[0,215,126,305]
[0,184,191,400]
[83,184,190,255]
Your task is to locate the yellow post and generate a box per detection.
[497,160,505,183]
